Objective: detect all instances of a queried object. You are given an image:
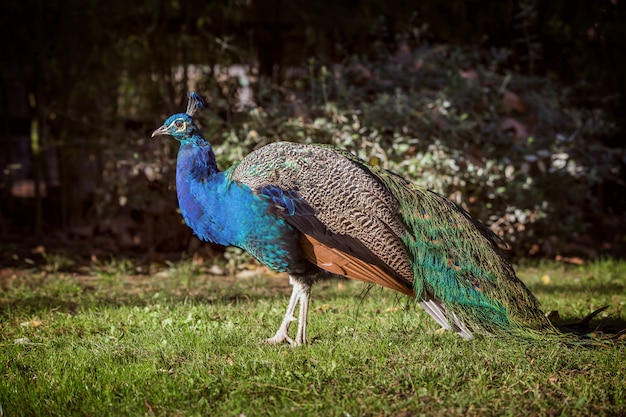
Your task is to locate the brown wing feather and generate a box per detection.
[299,234,415,297]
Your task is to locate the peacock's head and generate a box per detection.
[151,92,205,141]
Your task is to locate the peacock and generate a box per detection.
[152,92,561,346]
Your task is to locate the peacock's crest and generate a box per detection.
[186,92,205,116]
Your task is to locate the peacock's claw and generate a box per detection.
[264,333,299,346]
[264,316,299,346]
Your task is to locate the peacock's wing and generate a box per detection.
[228,142,416,296]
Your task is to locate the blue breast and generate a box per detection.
[175,142,307,273]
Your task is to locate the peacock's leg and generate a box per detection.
[266,275,311,346]
[294,280,310,345]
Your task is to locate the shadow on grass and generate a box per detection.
[530,280,626,335]
[550,313,626,338]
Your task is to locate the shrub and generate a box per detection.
[198,45,622,257]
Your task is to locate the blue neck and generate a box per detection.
[175,137,227,244]
[177,135,219,180]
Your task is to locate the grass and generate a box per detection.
[1,257,625,416]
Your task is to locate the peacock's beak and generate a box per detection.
[151,125,169,137]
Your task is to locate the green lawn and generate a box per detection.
[1,257,625,416]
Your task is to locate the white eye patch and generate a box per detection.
[169,120,188,132]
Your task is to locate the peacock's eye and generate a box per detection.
[174,121,183,128]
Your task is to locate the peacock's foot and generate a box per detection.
[265,332,298,346]
[264,315,299,346]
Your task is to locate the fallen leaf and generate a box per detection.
[555,255,585,265]
[145,398,153,413]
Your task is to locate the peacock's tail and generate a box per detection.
[333,148,561,338]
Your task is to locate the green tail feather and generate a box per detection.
[332,147,560,338]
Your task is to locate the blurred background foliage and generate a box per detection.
[1,0,625,263]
